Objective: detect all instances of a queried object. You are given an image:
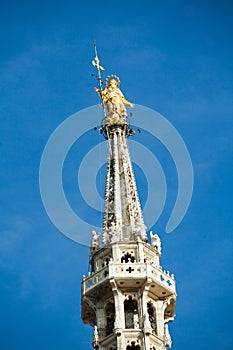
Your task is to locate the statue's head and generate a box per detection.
[106,74,120,87]
[108,79,118,87]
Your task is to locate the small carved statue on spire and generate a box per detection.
[143,312,152,335]
[134,218,147,242]
[150,231,161,254]
[108,221,121,243]
[90,230,101,255]
[102,230,110,247]
[164,323,172,347]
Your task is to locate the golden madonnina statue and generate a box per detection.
[95,77,134,124]
[92,43,134,124]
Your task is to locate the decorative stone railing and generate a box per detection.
[150,264,176,292]
[109,262,147,277]
[82,262,176,294]
[82,265,109,293]
[109,262,176,292]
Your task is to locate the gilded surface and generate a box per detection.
[95,78,134,124]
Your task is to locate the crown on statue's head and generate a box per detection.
[105,74,121,87]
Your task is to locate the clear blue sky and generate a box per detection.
[1,1,232,349]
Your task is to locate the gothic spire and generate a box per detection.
[93,49,147,244]
[82,47,177,350]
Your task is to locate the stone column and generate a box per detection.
[141,281,152,350]
[96,301,106,338]
[155,300,165,338]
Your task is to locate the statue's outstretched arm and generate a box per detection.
[122,97,134,108]
[119,88,134,108]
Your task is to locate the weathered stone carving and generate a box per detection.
[150,231,162,254]
[90,230,101,255]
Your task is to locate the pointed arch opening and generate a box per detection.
[126,341,141,350]
[124,296,139,329]
[147,302,157,335]
[105,301,115,336]
[121,252,135,263]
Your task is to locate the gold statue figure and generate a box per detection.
[95,77,134,123]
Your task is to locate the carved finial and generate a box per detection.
[134,218,147,242]
[90,230,101,255]
[150,231,162,255]
[109,221,121,243]
[143,313,152,335]
[114,317,121,336]
[164,323,172,348]
[92,325,99,349]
